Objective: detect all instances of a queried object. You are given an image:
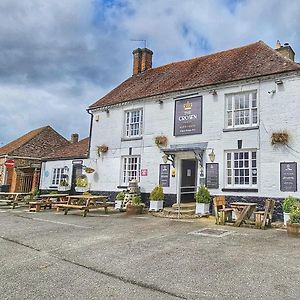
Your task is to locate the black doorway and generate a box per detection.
[180,159,197,203]
[71,164,82,194]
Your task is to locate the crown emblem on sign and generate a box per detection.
[183,101,192,110]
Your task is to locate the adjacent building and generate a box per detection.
[0,126,69,192]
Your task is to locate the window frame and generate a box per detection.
[225,150,258,189]
[51,167,65,186]
[225,91,258,129]
[124,108,143,138]
[121,155,141,185]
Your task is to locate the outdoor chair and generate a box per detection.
[254,199,275,229]
[213,196,234,225]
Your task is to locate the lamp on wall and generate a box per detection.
[209,89,217,96]
[208,149,216,162]
[275,79,283,85]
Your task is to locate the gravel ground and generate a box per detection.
[0,207,299,300]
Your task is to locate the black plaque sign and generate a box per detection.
[159,164,170,187]
[174,96,202,136]
[206,163,219,189]
[280,162,297,192]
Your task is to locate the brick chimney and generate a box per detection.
[132,48,153,75]
[70,133,79,143]
[275,40,295,61]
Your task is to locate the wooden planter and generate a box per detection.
[126,204,143,215]
[287,222,300,237]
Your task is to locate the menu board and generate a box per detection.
[206,163,219,189]
[280,162,297,192]
[159,164,170,187]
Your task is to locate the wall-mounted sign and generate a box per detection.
[206,163,219,189]
[4,159,15,168]
[141,169,148,176]
[72,160,83,165]
[159,164,170,187]
[280,162,297,192]
[174,96,202,136]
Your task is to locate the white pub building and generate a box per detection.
[86,40,300,219]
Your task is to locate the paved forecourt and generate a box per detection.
[0,207,299,300]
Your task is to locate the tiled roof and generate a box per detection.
[0,126,68,158]
[89,41,300,109]
[43,137,89,160]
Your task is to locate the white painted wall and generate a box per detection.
[87,72,300,199]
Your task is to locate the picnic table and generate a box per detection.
[230,202,257,227]
[29,193,69,212]
[0,192,32,209]
[56,195,112,217]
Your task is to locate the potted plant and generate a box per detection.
[115,191,125,210]
[154,136,168,147]
[287,206,300,237]
[75,175,89,193]
[195,185,211,214]
[97,145,109,156]
[84,167,95,174]
[149,185,164,211]
[126,195,143,215]
[271,131,289,145]
[58,176,70,191]
[282,195,298,225]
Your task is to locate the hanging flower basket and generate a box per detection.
[97,145,108,155]
[84,167,95,174]
[271,131,289,145]
[155,136,168,147]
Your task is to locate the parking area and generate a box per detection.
[0,208,299,300]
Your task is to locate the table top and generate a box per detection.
[68,195,107,199]
[40,194,69,198]
[231,202,257,206]
[0,192,31,195]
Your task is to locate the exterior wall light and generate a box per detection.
[209,89,217,96]
[208,149,215,162]
[275,79,283,85]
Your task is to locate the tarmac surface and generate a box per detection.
[0,207,299,300]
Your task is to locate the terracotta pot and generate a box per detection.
[287,222,300,237]
[126,204,143,215]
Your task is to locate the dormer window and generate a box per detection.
[125,109,143,138]
[225,91,258,129]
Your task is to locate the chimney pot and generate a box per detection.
[70,133,79,143]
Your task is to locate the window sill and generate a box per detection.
[222,188,258,193]
[223,126,259,132]
[121,136,143,142]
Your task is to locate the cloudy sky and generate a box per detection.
[1,0,300,145]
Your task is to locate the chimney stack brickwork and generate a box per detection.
[132,48,153,75]
[70,133,79,143]
[275,40,295,61]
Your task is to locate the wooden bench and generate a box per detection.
[254,199,275,229]
[29,201,52,212]
[213,196,234,225]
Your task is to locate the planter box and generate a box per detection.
[75,187,89,193]
[283,212,290,226]
[58,186,70,192]
[115,200,123,210]
[287,222,300,237]
[126,205,143,215]
[149,200,163,211]
[196,203,210,214]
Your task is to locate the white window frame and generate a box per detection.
[124,109,143,138]
[121,156,141,185]
[225,150,257,188]
[225,91,258,129]
[51,168,65,186]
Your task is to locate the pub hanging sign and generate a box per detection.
[174,96,202,136]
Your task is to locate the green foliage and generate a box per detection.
[49,191,58,195]
[116,192,125,201]
[150,185,164,201]
[75,175,88,187]
[195,185,211,204]
[33,188,41,197]
[289,207,300,224]
[132,195,141,206]
[282,195,298,213]
[59,178,69,187]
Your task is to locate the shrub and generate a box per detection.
[150,185,164,201]
[132,195,141,206]
[282,196,298,213]
[195,185,211,204]
[59,179,69,186]
[289,207,300,224]
[75,175,88,187]
[116,192,125,201]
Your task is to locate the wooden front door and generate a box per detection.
[180,159,197,203]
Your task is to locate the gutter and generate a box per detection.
[86,108,94,158]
